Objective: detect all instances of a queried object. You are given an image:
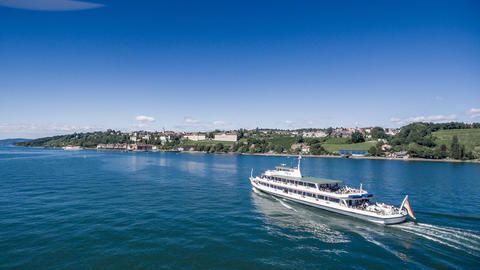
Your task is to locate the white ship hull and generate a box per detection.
[251,179,407,225]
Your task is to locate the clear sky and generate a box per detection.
[1,0,479,138]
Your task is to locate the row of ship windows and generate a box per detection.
[257,181,340,203]
[262,176,317,188]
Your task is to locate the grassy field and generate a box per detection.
[433,128,480,154]
[323,137,351,144]
[322,141,377,153]
[265,136,297,149]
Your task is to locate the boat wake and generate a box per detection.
[252,187,479,266]
[393,222,480,257]
[252,187,297,212]
[272,197,297,212]
[252,190,350,244]
[355,229,410,262]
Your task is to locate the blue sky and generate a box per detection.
[0,0,479,138]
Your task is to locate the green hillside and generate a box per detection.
[433,128,480,154]
[181,140,235,147]
[322,141,377,152]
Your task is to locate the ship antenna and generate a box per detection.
[297,155,302,170]
[250,168,253,178]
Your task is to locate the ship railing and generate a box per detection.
[334,186,363,194]
[262,178,318,190]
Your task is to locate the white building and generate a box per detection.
[386,128,400,136]
[303,131,327,138]
[291,143,310,154]
[184,133,206,141]
[130,136,137,142]
[214,133,238,142]
[381,144,392,151]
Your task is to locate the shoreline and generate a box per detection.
[242,152,480,164]
[14,145,480,164]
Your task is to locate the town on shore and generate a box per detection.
[16,122,480,162]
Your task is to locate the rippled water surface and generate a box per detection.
[1,147,479,269]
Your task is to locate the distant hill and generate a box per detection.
[0,138,31,146]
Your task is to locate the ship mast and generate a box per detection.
[296,155,302,178]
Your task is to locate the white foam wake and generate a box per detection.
[273,196,297,212]
[394,222,480,257]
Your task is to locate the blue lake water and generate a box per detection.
[1,146,479,269]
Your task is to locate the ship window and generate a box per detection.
[328,197,340,203]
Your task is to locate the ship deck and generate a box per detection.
[270,174,342,185]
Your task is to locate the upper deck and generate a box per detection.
[271,174,342,186]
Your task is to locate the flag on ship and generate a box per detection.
[401,195,416,220]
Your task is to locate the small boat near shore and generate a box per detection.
[250,156,415,225]
[62,145,82,151]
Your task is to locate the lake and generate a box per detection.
[1,146,479,269]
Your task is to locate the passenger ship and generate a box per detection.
[250,157,414,225]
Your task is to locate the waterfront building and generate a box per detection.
[96,143,128,150]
